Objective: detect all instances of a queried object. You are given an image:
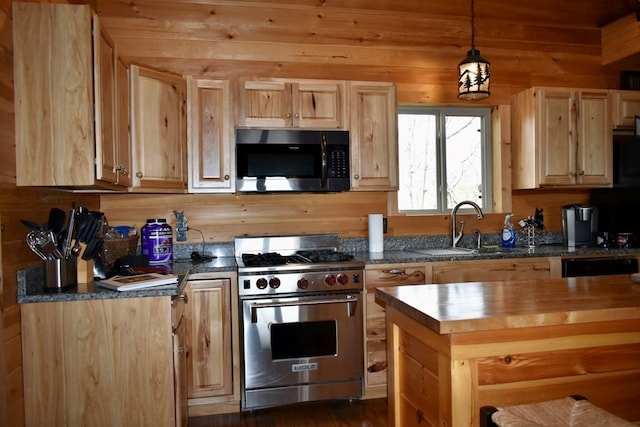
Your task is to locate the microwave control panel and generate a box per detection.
[328,149,349,178]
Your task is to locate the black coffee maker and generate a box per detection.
[562,204,598,247]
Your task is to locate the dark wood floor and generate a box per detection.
[188,398,388,427]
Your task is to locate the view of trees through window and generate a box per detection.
[397,107,491,214]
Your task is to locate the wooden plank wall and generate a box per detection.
[96,0,605,242]
[0,0,633,424]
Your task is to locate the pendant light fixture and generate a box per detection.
[458,0,490,100]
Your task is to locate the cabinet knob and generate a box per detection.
[578,170,585,176]
[354,174,360,179]
[224,174,230,181]
[115,165,128,176]
[294,113,299,119]
[285,112,292,118]
[178,346,188,355]
[136,172,143,178]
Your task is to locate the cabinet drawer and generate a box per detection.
[432,258,551,283]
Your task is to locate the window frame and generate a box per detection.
[394,105,493,216]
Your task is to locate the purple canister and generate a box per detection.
[141,218,173,264]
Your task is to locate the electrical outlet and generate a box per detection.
[173,210,188,242]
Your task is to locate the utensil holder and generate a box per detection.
[44,258,77,292]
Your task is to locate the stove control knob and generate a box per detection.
[297,278,309,289]
[324,274,336,286]
[337,273,349,285]
[269,277,281,289]
[256,278,268,289]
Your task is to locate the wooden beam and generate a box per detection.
[602,12,640,65]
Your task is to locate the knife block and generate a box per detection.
[76,242,94,284]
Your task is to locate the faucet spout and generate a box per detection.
[451,200,484,248]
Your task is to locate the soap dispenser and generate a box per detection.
[501,213,516,248]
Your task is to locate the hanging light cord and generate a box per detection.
[470,0,476,51]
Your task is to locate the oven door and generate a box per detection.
[241,292,363,407]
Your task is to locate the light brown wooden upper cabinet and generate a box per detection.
[512,87,612,189]
[130,65,188,191]
[13,3,130,189]
[238,79,346,129]
[611,90,640,129]
[187,78,235,193]
[348,82,399,191]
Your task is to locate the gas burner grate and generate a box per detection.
[242,252,293,267]
[295,250,354,263]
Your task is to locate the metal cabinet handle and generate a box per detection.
[386,269,406,275]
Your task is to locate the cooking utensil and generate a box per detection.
[26,231,48,260]
[20,219,44,232]
[62,203,77,259]
[47,208,66,234]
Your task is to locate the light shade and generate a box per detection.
[458,48,490,100]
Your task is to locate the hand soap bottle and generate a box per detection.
[501,214,516,248]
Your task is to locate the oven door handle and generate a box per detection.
[250,295,359,323]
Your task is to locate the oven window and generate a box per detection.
[270,320,337,360]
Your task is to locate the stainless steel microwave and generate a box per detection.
[235,129,350,193]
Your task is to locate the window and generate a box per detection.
[397,106,492,214]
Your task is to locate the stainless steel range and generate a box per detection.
[235,233,365,411]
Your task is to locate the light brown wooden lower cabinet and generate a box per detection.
[364,257,553,398]
[384,305,640,427]
[184,273,241,417]
[21,296,182,427]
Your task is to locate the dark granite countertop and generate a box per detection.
[17,239,640,304]
[17,256,238,304]
[355,245,640,265]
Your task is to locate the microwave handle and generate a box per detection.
[321,132,328,188]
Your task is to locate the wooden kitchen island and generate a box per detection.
[375,275,640,427]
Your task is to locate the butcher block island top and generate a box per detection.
[375,275,640,335]
[375,275,640,427]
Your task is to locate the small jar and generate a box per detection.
[141,219,173,264]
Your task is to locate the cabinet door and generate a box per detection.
[612,90,640,129]
[114,56,133,186]
[13,3,96,187]
[364,265,428,391]
[349,82,399,191]
[292,81,345,129]
[185,279,233,398]
[576,91,612,186]
[538,89,577,186]
[238,80,291,127]
[94,17,118,185]
[188,79,235,192]
[131,65,187,191]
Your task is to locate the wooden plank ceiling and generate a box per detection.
[94,0,640,102]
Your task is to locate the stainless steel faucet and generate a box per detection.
[451,200,484,247]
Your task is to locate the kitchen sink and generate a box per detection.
[408,247,478,257]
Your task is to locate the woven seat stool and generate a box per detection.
[480,395,637,427]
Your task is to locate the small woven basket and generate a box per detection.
[101,235,139,266]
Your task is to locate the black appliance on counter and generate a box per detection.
[235,129,350,193]
[591,187,640,247]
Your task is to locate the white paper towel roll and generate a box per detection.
[368,214,384,252]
